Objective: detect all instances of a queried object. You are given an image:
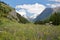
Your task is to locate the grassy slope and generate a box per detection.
[0,1,29,24]
[0,18,60,40]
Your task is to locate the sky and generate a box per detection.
[0,0,54,7]
[1,0,60,8]
[1,0,60,20]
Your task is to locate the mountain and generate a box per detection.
[53,7,60,13]
[16,3,46,22]
[34,7,60,23]
[0,1,29,24]
[34,8,53,22]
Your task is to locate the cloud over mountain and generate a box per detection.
[46,3,60,8]
[46,0,60,8]
[16,3,46,19]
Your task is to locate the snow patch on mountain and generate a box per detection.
[15,3,46,21]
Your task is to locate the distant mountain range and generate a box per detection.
[16,5,60,22]
[34,7,60,22]
[20,7,60,22]
[33,8,53,22]
[53,7,60,12]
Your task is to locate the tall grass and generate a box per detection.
[0,20,60,40]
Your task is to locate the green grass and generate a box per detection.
[0,18,60,40]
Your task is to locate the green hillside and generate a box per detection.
[0,1,13,17]
[0,1,29,24]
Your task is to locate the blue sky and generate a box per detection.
[1,0,58,8]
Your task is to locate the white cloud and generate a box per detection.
[15,3,46,19]
[46,3,60,8]
[49,0,60,2]
[47,0,60,8]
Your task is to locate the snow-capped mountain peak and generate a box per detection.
[16,3,46,21]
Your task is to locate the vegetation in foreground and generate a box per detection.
[0,19,60,40]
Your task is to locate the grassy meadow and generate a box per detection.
[0,18,60,40]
